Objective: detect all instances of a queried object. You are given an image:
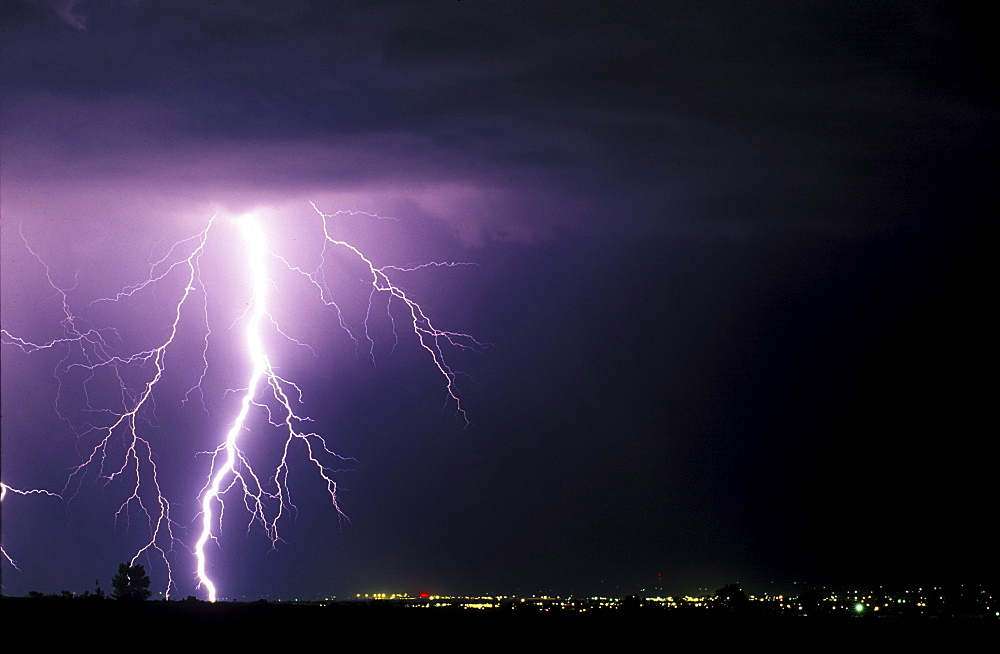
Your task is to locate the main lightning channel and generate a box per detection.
[193,216,268,602]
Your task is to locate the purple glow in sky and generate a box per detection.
[3,205,483,600]
[2,1,994,599]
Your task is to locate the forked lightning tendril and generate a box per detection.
[1,483,61,570]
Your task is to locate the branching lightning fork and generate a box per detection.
[0,483,62,570]
[1,207,480,600]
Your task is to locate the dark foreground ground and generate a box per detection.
[2,597,996,647]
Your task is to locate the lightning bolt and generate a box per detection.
[194,215,349,602]
[0,483,62,571]
[2,206,481,600]
[1,222,212,596]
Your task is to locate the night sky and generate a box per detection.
[1,1,994,600]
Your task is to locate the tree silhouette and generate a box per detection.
[111,562,151,601]
[714,583,751,614]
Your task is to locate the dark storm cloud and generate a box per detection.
[4,1,991,240]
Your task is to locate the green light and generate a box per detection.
[854,603,865,613]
